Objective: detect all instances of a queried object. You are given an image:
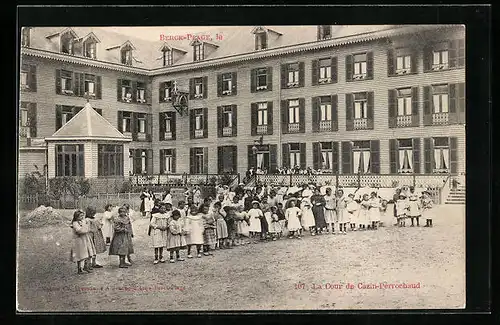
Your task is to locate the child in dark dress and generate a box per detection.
[109,207,134,268]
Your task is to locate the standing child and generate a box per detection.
[324,187,336,234]
[421,190,434,227]
[407,186,422,226]
[185,205,204,258]
[122,204,134,265]
[109,207,134,268]
[368,192,381,230]
[70,209,96,274]
[285,199,302,239]
[102,204,114,245]
[300,197,316,236]
[167,210,187,262]
[346,194,359,231]
[336,189,348,234]
[247,201,263,243]
[214,202,229,249]
[396,194,408,227]
[359,194,371,230]
[268,206,281,241]
[202,205,217,256]
[276,202,287,239]
[85,206,106,269]
[236,205,250,245]
[379,199,388,226]
[149,202,169,264]
[263,207,273,241]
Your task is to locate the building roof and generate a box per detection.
[45,102,132,142]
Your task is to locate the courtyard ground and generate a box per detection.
[16,204,465,311]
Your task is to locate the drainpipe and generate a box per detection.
[277,58,282,172]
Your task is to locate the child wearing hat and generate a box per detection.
[421,190,434,227]
[396,193,409,227]
[247,201,263,243]
[407,186,422,227]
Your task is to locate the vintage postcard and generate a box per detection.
[17,24,466,311]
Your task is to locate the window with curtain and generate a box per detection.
[223,106,233,128]
[353,53,367,76]
[122,111,131,132]
[195,148,204,174]
[257,102,268,125]
[433,137,450,173]
[137,113,146,133]
[222,73,232,94]
[288,99,300,124]
[19,102,30,138]
[433,48,449,67]
[195,109,203,130]
[20,66,28,89]
[432,85,449,113]
[353,141,371,174]
[163,49,172,66]
[194,43,204,61]
[354,93,367,119]
[320,142,333,170]
[141,151,147,173]
[257,68,268,89]
[136,82,146,102]
[397,88,412,116]
[320,96,332,121]
[255,32,267,50]
[289,143,300,168]
[319,58,332,81]
[164,113,172,133]
[164,149,173,173]
[129,150,134,175]
[61,70,73,92]
[194,77,203,97]
[84,74,96,96]
[121,79,132,101]
[396,54,411,71]
[398,139,413,173]
[287,63,299,84]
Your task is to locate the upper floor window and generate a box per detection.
[218,72,237,96]
[61,32,74,54]
[432,84,449,113]
[60,70,73,94]
[397,88,412,116]
[317,25,332,40]
[353,53,367,78]
[257,102,268,126]
[319,96,332,121]
[255,32,267,50]
[83,39,97,59]
[288,99,300,124]
[121,80,132,102]
[163,49,173,66]
[281,62,304,88]
[121,47,132,65]
[193,42,204,61]
[347,52,373,81]
[194,77,204,98]
[354,92,368,119]
[160,81,173,102]
[84,74,96,97]
[136,82,146,103]
[122,111,132,133]
[433,46,449,70]
[20,64,36,91]
[287,63,299,86]
[319,58,332,82]
[21,27,30,47]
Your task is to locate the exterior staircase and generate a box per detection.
[445,185,466,205]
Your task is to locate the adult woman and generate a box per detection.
[310,188,327,234]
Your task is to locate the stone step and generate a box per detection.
[449,193,466,197]
[445,201,466,205]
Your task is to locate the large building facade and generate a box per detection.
[18,25,465,180]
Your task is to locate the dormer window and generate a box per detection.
[84,40,97,59]
[255,32,267,50]
[61,32,74,54]
[163,49,173,66]
[318,25,332,40]
[121,46,133,65]
[193,41,204,61]
[21,27,31,47]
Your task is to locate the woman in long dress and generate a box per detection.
[300,197,316,235]
[310,188,327,234]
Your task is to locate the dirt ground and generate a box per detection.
[16,204,465,311]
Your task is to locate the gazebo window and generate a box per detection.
[55,144,84,176]
[98,144,124,176]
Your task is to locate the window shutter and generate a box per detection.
[280,64,286,88]
[250,68,257,93]
[217,106,223,138]
[346,93,354,131]
[131,81,137,102]
[370,140,380,174]
[332,94,338,131]
[146,113,153,142]
[413,138,421,174]
[203,76,208,98]
[458,82,465,124]
[159,112,165,140]
[217,74,222,97]
[345,55,353,81]
[117,79,122,101]
[248,145,255,170]
[331,57,338,83]
[203,147,209,174]
[312,142,320,170]
[424,138,433,173]
[232,71,237,95]
[131,112,138,141]
[231,146,237,174]
[55,69,61,94]
[117,111,123,132]
[251,103,258,136]
[267,67,273,91]
[29,65,37,91]
[411,48,418,74]
[300,143,306,169]
[78,73,85,97]
[159,149,165,174]
[448,83,458,124]
[388,89,397,128]
[299,98,305,133]
[189,109,195,139]
[298,62,305,87]
[72,72,79,96]
[366,51,374,79]
[448,39,458,69]
[147,150,153,175]
[171,112,177,140]
[341,141,352,174]
[159,82,165,102]
[389,139,398,173]
[96,76,102,99]
[312,96,319,132]
[203,107,208,138]
[55,105,62,131]
[311,59,319,86]
[332,142,339,174]
[411,86,420,126]
[281,100,288,134]
[266,101,273,135]
[172,149,176,173]
[189,78,195,100]
[217,146,223,174]
[449,137,458,173]
[367,91,374,129]
[423,86,432,126]
[189,148,195,174]
[282,144,290,168]
[28,103,37,137]
[387,49,395,76]
[423,47,431,72]
[270,144,277,173]
[232,105,237,136]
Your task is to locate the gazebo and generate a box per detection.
[44,101,132,178]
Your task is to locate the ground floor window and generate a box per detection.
[55,144,84,176]
[352,141,371,174]
[98,144,123,176]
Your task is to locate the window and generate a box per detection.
[354,93,367,119]
[318,25,332,40]
[222,73,233,95]
[194,148,204,174]
[55,144,84,176]
[353,53,367,78]
[433,137,450,173]
[121,46,133,65]
[164,149,174,173]
[256,68,268,90]
[19,102,30,138]
[161,81,173,101]
[21,27,30,47]
[129,150,134,175]
[397,88,412,116]
[194,42,204,61]
[163,49,173,66]
[122,111,132,132]
[255,32,267,50]
[432,85,449,113]
[287,63,299,86]
[83,40,97,59]
[84,74,96,97]
[61,106,74,126]
[397,139,413,173]
[137,113,146,133]
[320,142,333,170]
[257,102,268,126]
[288,99,300,124]
[136,82,146,103]
[20,65,29,90]
[319,58,332,83]
[432,46,449,69]
[98,144,123,176]
[60,70,73,94]
[222,106,233,128]
[396,54,411,73]
[320,96,332,121]
[289,143,301,169]
[194,77,204,98]
[61,33,74,54]
[164,112,173,139]
[121,80,132,102]
[353,141,371,174]
[194,109,204,138]
[140,151,147,173]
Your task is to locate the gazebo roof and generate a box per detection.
[45,102,132,142]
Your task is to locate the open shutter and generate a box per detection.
[366,51,374,79]
[146,114,153,142]
[202,76,208,98]
[280,64,286,88]
[203,147,209,174]
[171,149,176,173]
[232,71,237,95]
[217,106,223,138]
[131,81,137,102]
[55,69,61,94]
[341,141,352,174]
[117,79,122,101]
[448,83,458,124]
[247,146,254,170]
[159,112,165,140]
[411,48,418,74]
[217,147,223,174]
[312,96,319,132]
[423,46,432,72]
[28,103,37,137]
[267,67,273,91]
[251,103,257,136]
[331,57,338,83]
[388,89,397,128]
[159,149,165,174]
[147,150,153,175]
[449,137,458,173]
[189,148,196,174]
[281,100,288,134]
[79,73,85,97]
[282,144,290,169]
[345,54,353,82]
[189,78,195,100]
[389,139,398,173]
[367,91,374,129]
[55,105,62,131]
[458,82,465,124]
[300,143,306,169]
[171,112,177,140]
[131,112,138,141]
[411,86,420,126]
[298,62,305,87]
[423,86,432,126]
[231,146,237,173]
[217,74,222,97]
[189,109,195,139]
[267,101,273,135]
[370,140,380,174]
[72,72,79,96]
[270,144,277,173]
[29,65,37,91]
[332,142,339,174]
[424,138,433,174]
[312,142,320,170]
[448,40,458,69]
[232,105,237,136]
[96,76,102,99]
[299,98,305,133]
[332,95,338,131]
[345,93,354,131]
[413,138,421,174]
[203,107,208,138]
[311,59,319,86]
[387,49,395,76]
[159,82,165,102]
[251,68,257,93]
[117,111,123,132]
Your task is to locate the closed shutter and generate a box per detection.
[73,73,80,96]
[28,103,37,137]
[217,106,223,138]
[387,49,395,76]
[190,148,196,174]
[159,112,165,140]
[217,147,223,174]
[269,144,277,173]
[341,141,352,174]
[217,74,222,97]
[203,76,208,98]
[411,48,418,74]
[311,60,319,86]
[189,109,194,139]
[131,112,138,141]
[248,145,256,170]
[29,65,36,91]
[251,103,257,136]
[117,79,122,101]
[389,139,398,173]
[232,71,237,95]
[331,57,338,83]
[423,46,432,71]
[267,101,273,135]
[448,83,458,124]
[281,100,288,134]
[159,82,166,102]
[458,82,465,124]
[448,39,458,69]
[267,67,273,91]
[312,142,320,170]
[413,138,421,174]
[77,73,84,97]
[300,143,306,169]
[298,62,304,87]
[56,69,61,94]
[299,98,305,133]
[280,64,286,88]
[424,138,433,174]
[449,137,458,173]
[231,146,237,173]
[203,107,208,138]
[251,68,257,92]
[411,87,420,126]
[345,55,353,82]
[96,76,102,99]
[159,149,165,174]
[367,91,374,129]
[117,111,123,132]
[282,144,290,169]
[423,86,432,125]
[332,95,338,131]
[171,149,176,173]
[146,114,153,142]
[370,140,380,174]
[312,96,319,132]
[332,142,339,174]
[131,81,137,102]
[203,147,209,174]
[147,149,153,175]
[366,51,374,79]
[189,78,195,100]
[232,105,237,136]
[388,89,397,128]
[171,112,177,140]
[346,93,354,131]
[55,105,62,131]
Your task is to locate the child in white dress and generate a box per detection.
[359,194,371,230]
[285,199,302,239]
[149,203,169,264]
[407,186,422,227]
[396,194,409,227]
[102,204,114,245]
[267,206,281,241]
[247,201,263,243]
[369,192,381,230]
[421,190,434,227]
[300,197,315,236]
[346,194,359,231]
[336,189,348,234]
[185,205,205,258]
